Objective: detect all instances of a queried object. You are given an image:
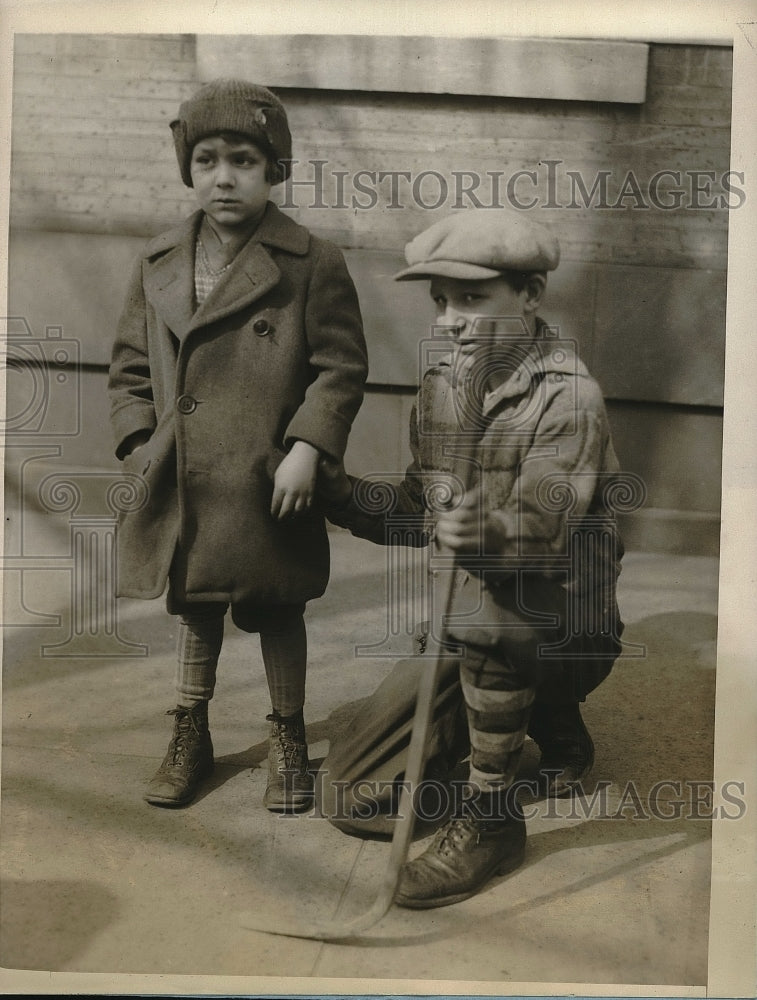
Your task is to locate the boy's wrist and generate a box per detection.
[483,511,508,553]
[317,456,352,508]
[122,429,151,458]
[289,439,320,461]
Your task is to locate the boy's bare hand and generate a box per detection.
[317,456,352,507]
[435,487,505,553]
[271,440,320,519]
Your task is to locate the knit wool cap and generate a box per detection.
[170,79,292,187]
[394,209,560,281]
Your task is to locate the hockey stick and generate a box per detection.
[239,348,486,942]
[237,540,464,941]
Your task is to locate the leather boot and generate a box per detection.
[528,700,595,797]
[263,709,314,813]
[144,703,214,807]
[395,791,526,909]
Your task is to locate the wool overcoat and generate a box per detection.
[109,202,368,606]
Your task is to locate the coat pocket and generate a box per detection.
[122,441,152,477]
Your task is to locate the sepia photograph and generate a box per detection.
[0,1,755,997]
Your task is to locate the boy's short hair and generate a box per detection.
[170,79,292,188]
[394,209,560,282]
[496,270,532,294]
[192,130,278,184]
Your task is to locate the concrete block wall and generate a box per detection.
[9,36,733,266]
[6,34,731,554]
[9,34,200,233]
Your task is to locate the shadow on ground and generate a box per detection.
[0,878,119,971]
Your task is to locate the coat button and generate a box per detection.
[253,318,270,336]
[177,394,197,414]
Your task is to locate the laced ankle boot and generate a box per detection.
[528,700,595,797]
[395,787,526,909]
[263,709,314,813]
[144,702,214,807]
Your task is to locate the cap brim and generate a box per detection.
[393,260,503,282]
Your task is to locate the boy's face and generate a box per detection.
[190,135,272,238]
[430,275,528,337]
[429,275,533,380]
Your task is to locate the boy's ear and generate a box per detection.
[523,273,546,313]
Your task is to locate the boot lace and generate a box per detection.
[165,707,201,766]
[435,816,481,857]
[266,714,307,773]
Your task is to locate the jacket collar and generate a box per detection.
[142,201,310,259]
[434,320,591,418]
[481,321,591,416]
[141,203,310,341]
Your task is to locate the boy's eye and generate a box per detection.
[233,152,263,167]
[431,292,482,309]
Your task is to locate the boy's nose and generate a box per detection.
[439,308,466,336]
[215,162,235,186]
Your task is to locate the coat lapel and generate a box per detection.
[141,203,310,342]
[187,203,309,335]
[142,214,199,342]
[186,242,282,335]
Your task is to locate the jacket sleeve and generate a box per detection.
[325,403,429,547]
[487,375,614,559]
[108,257,158,460]
[283,239,368,461]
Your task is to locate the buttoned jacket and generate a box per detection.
[109,202,367,604]
[329,325,625,652]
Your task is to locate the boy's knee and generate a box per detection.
[316,767,395,838]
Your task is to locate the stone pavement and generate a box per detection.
[0,520,719,993]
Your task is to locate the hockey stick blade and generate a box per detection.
[238,352,486,942]
[238,652,446,941]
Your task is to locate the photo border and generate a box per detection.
[0,1,754,997]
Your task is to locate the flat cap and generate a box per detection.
[394,209,560,281]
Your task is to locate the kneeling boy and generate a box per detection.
[319,209,625,908]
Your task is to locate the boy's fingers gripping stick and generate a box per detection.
[436,487,483,552]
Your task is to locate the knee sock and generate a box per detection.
[260,614,307,719]
[175,609,225,708]
[460,655,535,796]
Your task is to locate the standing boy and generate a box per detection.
[109,79,367,812]
[318,209,624,908]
